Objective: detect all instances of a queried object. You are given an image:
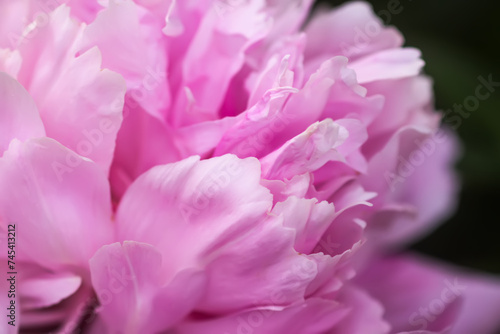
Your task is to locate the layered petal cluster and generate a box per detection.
[0,1,498,334]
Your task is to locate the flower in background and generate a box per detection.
[0,1,499,333]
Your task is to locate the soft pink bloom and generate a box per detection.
[0,1,498,334]
[0,4,126,174]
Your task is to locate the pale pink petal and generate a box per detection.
[217,57,356,160]
[199,213,317,313]
[245,0,313,65]
[214,86,298,158]
[304,1,403,61]
[318,250,365,297]
[449,275,500,334]
[351,48,425,84]
[0,72,45,155]
[21,273,82,309]
[0,49,22,78]
[333,118,369,173]
[116,155,273,280]
[0,138,113,270]
[330,285,391,334]
[246,34,306,107]
[261,173,312,204]
[176,298,348,334]
[80,0,170,120]
[321,67,384,128]
[34,46,125,174]
[305,185,374,297]
[277,57,352,144]
[16,5,81,93]
[355,255,464,333]
[89,241,206,333]
[117,155,322,313]
[176,115,240,158]
[355,255,500,333]
[272,196,335,254]
[364,76,439,154]
[260,119,348,180]
[170,0,270,125]
[311,163,358,202]
[314,206,367,259]
[362,126,458,249]
[16,6,126,174]
[371,129,459,248]
[0,1,29,49]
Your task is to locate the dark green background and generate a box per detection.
[316,0,500,273]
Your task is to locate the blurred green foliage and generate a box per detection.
[317,0,500,273]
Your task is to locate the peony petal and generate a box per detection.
[386,129,459,244]
[364,76,438,154]
[351,48,425,84]
[355,254,500,333]
[176,115,240,158]
[277,56,351,144]
[272,196,336,254]
[0,72,45,156]
[117,155,322,313]
[0,138,113,270]
[34,46,126,175]
[449,275,500,334]
[171,0,270,125]
[80,0,170,120]
[330,285,391,334]
[110,103,182,201]
[355,255,465,333]
[0,49,22,78]
[89,241,206,333]
[0,1,30,49]
[199,213,317,312]
[214,86,298,158]
[260,119,348,180]
[361,126,458,249]
[116,154,273,280]
[15,5,126,174]
[176,298,348,334]
[246,34,306,107]
[261,173,312,204]
[21,273,82,309]
[304,1,403,62]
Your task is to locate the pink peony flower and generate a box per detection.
[0,1,498,333]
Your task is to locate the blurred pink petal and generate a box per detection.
[177,298,348,334]
[304,1,403,62]
[356,254,500,334]
[0,138,113,269]
[0,72,45,155]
